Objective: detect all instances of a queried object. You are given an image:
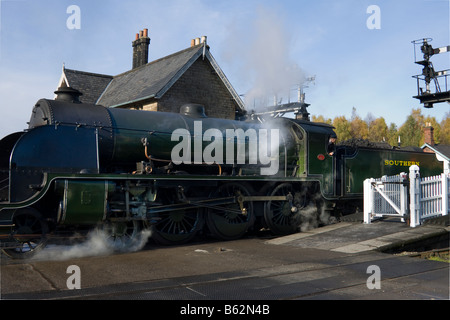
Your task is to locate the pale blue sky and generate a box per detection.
[0,0,448,138]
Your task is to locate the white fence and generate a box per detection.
[364,165,449,227]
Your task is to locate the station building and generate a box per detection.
[56,29,245,120]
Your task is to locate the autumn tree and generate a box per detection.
[398,113,422,147]
[397,108,447,147]
[310,108,448,147]
[332,116,352,141]
[349,107,368,139]
[440,112,450,144]
[368,117,388,142]
[311,115,331,124]
[387,123,399,146]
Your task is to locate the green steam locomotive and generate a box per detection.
[0,90,442,258]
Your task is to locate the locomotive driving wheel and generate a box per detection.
[2,207,48,259]
[264,183,303,235]
[151,208,204,245]
[151,188,205,245]
[206,182,254,240]
[101,219,145,251]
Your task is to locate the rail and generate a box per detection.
[364,165,449,227]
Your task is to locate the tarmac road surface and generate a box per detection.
[1,220,449,306]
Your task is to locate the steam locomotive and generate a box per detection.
[0,88,443,258]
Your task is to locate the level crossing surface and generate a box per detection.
[1,218,448,302]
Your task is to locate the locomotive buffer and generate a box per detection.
[412,38,450,108]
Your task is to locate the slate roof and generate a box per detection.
[97,45,206,108]
[61,69,113,104]
[436,145,450,159]
[422,143,450,160]
[59,43,245,112]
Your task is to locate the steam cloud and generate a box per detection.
[291,192,334,232]
[295,202,331,232]
[223,6,306,112]
[32,229,152,261]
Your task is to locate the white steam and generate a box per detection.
[223,6,306,112]
[32,229,152,261]
[291,192,334,232]
[295,202,331,232]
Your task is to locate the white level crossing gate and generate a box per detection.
[364,165,449,227]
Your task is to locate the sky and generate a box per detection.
[0,0,449,138]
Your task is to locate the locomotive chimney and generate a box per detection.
[132,28,151,69]
[54,86,83,103]
[423,122,435,146]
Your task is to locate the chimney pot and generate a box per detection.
[132,28,151,69]
[195,37,200,45]
[191,39,195,47]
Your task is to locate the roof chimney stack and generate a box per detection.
[190,36,207,47]
[424,122,435,146]
[132,28,151,69]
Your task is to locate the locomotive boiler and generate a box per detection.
[0,89,443,258]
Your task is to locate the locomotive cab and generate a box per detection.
[292,120,337,195]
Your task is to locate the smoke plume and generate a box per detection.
[223,6,306,112]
